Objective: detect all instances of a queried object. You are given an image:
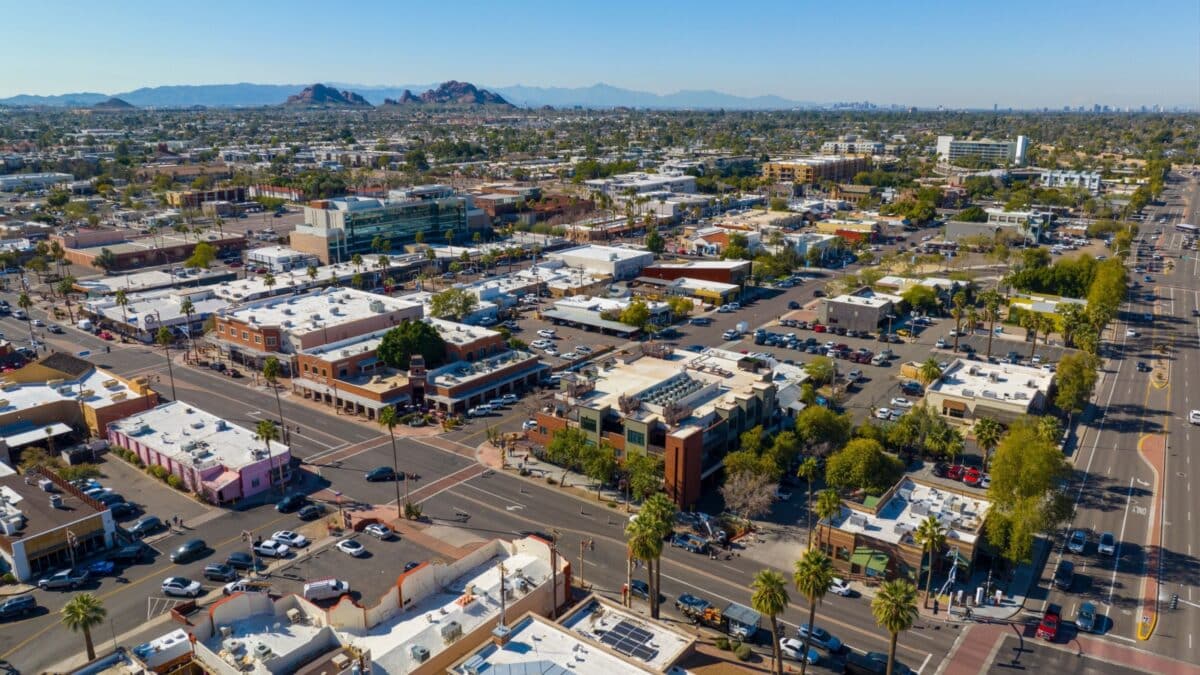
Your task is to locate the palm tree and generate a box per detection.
[56,277,78,323]
[950,292,967,352]
[980,290,1003,359]
[17,292,35,347]
[965,306,979,344]
[263,273,276,294]
[917,358,943,386]
[351,253,363,273]
[156,326,176,400]
[814,489,842,551]
[261,356,287,441]
[796,457,820,544]
[793,549,834,675]
[378,406,406,517]
[61,593,106,661]
[255,419,282,491]
[180,298,196,361]
[751,569,790,675]
[625,516,663,617]
[871,579,920,675]
[639,493,676,619]
[1020,313,1040,359]
[913,515,947,608]
[1037,314,1056,357]
[306,264,318,287]
[973,418,1003,472]
[114,289,130,329]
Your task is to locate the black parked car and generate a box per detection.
[108,501,138,520]
[788,300,801,310]
[365,466,397,482]
[276,494,308,513]
[110,543,151,565]
[94,493,125,507]
[170,539,208,564]
[0,595,36,620]
[225,552,260,571]
[297,504,323,520]
[129,516,164,537]
[203,563,238,582]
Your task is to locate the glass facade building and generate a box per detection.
[302,195,470,263]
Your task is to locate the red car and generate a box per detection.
[962,468,982,486]
[945,464,965,481]
[813,324,827,333]
[1037,604,1061,641]
[98,331,114,341]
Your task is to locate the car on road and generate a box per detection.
[30,318,44,327]
[690,317,712,326]
[1053,560,1075,590]
[253,540,290,558]
[297,504,324,520]
[0,595,36,621]
[1068,529,1088,554]
[796,624,843,652]
[47,324,63,334]
[38,568,89,590]
[788,301,801,310]
[779,638,820,664]
[1076,601,1098,633]
[364,523,394,540]
[170,539,207,564]
[1189,410,1200,425]
[1037,603,1061,640]
[203,563,238,582]
[1137,361,1150,372]
[276,494,308,513]
[403,561,421,572]
[900,381,922,396]
[1098,531,1116,555]
[1125,329,1138,337]
[336,539,366,557]
[890,397,912,408]
[629,579,651,600]
[161,577,203,598]
[829,577,853,597]
[271,531,309,548]
[468,404,494,417]
[365,466,398,482]
[129,516,164,537]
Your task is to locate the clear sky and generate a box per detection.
[2,0,1197,108]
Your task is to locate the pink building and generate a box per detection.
[107,401,291,504]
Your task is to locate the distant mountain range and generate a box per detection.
[284,83,371,107]
[382,81,511,107]
[0,80,813,110]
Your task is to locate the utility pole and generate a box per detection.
[550,529,561,619]
[579,538,593,590]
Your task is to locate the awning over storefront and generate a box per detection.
[0,422,73,448]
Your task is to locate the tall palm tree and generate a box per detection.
[796,457,820,544]
[871,579,920,675]
[625,516,663,617]
[378,406,406,517]
[917,358,943,386]
[793,549,834,675]
[156,326,176,400]
[950,292,967,352]
[17,292,35,347]
[1037,314,1056,356]
[61,593,106,662]
[640,493,676,619]
[1021,313,1040,359]
[965,306,979,343]
[751,569,790,675]
[261,356,287,441]
[180,297,196,361]
[351,253,363,273]
[980,290,1003,359]
[814,489,842,551]
[255,419,282,491]
[114,289,130,329]
[913,515,947,608]
[263,273,276,294]
[56,276,78,323]
[973,418,1003,472]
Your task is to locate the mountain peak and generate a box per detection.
[92,97,135,110]
[284,83,371,107]
[384,80,511,107]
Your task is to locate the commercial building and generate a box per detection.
[84,287,228,342]
[165,186,247,209]
[211,288,424,374]
[0,353,158,458]
[0,467,117,581]
[945,209,1043,244]
[640,260,752,286]
[451,596,695,675]
[213,254,425,304]
[542,295,672,337]
[813,218,880,242]
[818,292,899,332]
[108,401,291,504]
[761,156,870,185]
[1040,169,1102,194]
[545,245,655,281]
[294,188,477,265]
[245,245,322,273]
[425,348,547,414]
[784,231,841,261]
[817,477,991,581]
[292,329,412,418]
[821,139,885,155]
[936,135,1028,166]
[634,276,739,305]
[73,267,235,297]
[530,345,778,510]
[924,359,1055,423]
[582,171,696,195]
[0,173,73,192]
[184,536,567,675]
[54,229,247,272]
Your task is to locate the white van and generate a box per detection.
[303,578,350,601]
[77,319,94,331]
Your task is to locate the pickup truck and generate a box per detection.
[1037,603,1061,641]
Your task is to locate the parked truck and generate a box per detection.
[674,594,760,639]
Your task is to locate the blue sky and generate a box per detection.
[2,0,1197,107]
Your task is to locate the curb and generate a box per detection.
[0,583,36,597]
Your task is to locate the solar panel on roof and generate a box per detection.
[598,621,658,661]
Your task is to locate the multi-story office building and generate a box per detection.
[820,139,884,155]
[935,135,1028,166]
[294,188,474,264]
[761,156,870,184]
[1040,169,1102,194]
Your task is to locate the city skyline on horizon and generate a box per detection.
[1,0,1196,108]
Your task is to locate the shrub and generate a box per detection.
[546,477,557,485]
[166,475,184,490]
[714,637,730,651]
[148,465,169,481]
[1,572,15,584]
[734,644,753,661]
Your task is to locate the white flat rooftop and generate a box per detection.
[213,255,423,302]
[0,366,140,414]
[830,478,990,546]
[87,288,228,328]
[561,598,693,671]
[828,293,893,308]
[199,611,329,675]
[426,317,500,346]
[548,245,655,263]
[109,400,288,472]
[75,268,229,295]
[929,359,1054,403]
[457,613,663,675]
[220,287,421,331]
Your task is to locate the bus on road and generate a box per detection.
[1176,223,1198,234]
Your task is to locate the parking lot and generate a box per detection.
[96,454,212,526]
[269,532,440,605]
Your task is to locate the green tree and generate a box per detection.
[625,513,665,617]
[56,276,78,323]
[156,326,176,400]
[901,285,940,316]
[94,247,118,272]
[618,297,651,329]
[378,406,407,516]
[796,457,821,542]
[179,297,196,360]
[973,417,1004,472]
[306,264,318,285]
[825,438,904,495]
[986,417,1073,565]
[17,292,35,347]
[955,205,988,222]
[61,593,106,662]
[581,441,618,500]
[792,549,834,675]
[804,355,836,386]
[255,419,283,491]
[917,358,942,385]
[1055,352,1100,421]
[871,579,920,675]
[377,320,448,369]
[644,226,665,254]
[183,241,216,269]
[428,287,478,321]
[625,450,663,505]
[751,569,790,675]
[979,289,1004,359]
[913,515,947,608]
[793,406,852,455]
[114,288,129,327]
[950,292,968,352]
[546,426,588,488]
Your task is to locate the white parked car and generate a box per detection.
[890,397,913,408]
[468,404,494,417]
[718,304,733,313]
[1125,329,1138,337]
[874,407,893,420]
[779,638,820,664]
[522,419,538,431]
[530,339,552,349]
[253,540,290,558]
[1190,410,1200,425]
[161,577,203,598]
[336,539,367,557]
[561,351,579,360]
[271,531,309,548]
[829,577,853,597]
[537,329,557,339]
[499,393,519,405]
[364,523,394,540]
[574,345,593,354]
[935,338,947,349]
[543,347,560,357]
